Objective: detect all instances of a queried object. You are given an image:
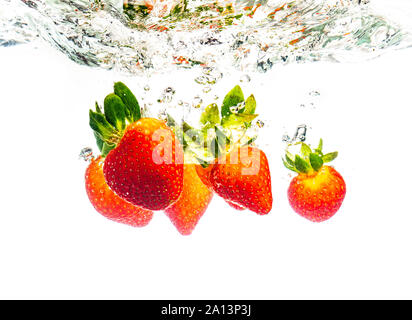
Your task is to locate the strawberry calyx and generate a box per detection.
[283,139,338,175]
[89,82,142,157]
[167,85,260,167]
[89,82,262,164]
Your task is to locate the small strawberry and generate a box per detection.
[165,164,213,235]
[103,118,184,211]
[209,146,273,214]
[89,82,184,211]
[283,139,346,222]
[85,156,153,227]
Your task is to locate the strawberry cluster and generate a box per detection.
[83,82,346,235]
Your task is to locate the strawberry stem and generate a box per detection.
[283,139,338,174]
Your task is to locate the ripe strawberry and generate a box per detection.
[195,164,245,211]
[283,139,346,222]
[165,164,213,235]
[85,156,153,227]
[209,146,273,214]
[195,163,214,190]
[225,200,246,211]
[103,118,184,211]
[89,83,184,211]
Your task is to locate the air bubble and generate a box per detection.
[192,96,203,108]
[309,90,320,96]
[79,147,93,161]
[256,120,265,128]
[240,74,251,83]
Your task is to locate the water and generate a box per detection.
[1,0,411,75]
[1,0,412,147]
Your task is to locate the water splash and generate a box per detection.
[1,0,411,75]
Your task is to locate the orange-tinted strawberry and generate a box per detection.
[103,118,184,211]
[209,146,273,215]
[195,163,214,190]
[283,139,346,222]
[85,156,153,227]
[288,166,346,222]
[165,164,213,235]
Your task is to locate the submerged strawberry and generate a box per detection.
[89,82,184,211]
[165,164,213,235]
[103,118,184,211]
[225,200,246,211]
[283,139,346,222]
[209,146,273,215]
[85,156,153,227]
[195,164,245,211]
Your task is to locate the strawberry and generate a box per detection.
[89,82,184,211]
[85,156,153,227]
[195,163,214,190]
[283,139,346,222]
[225,200,246,211]
[103,118,184,211]
[165,164,213,235]
[195,164,245,211]
[209,146,273,214]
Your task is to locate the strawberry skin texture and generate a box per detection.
[195,164,245,211]
[225,200,246,211]
[288,165,346,222]
[103,118,184,211]
[165,164,213,235]
[195,164,214,191]
[210,146,273,215]
[85,157,153,227]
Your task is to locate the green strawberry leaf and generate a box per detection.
[215,126,230,149]
[89,110,118,142]
[322,151,338,163]
[314,138,323,155]
[242,136,257,146]
[286,150,295,162]
[285,153,295,167]
[101,142,116,158]
[309,152,324,171]
[221,113,258,128]
[243,94,256,114]
[301,143,312,159]
[209,136,223,159]
[294,155,312,174]
[166,113,177,127]
[200,103,220,127]
[221,85,245,118]
[95,102,103,113]
[94,131,104,152]
[104,93,127,132]
[282,157,298,172]
[114,82,141,123]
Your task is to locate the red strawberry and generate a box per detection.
[283,139,346,222]
[209,146,273,214]
[195,164,245,211]
[225,200,246,211]
[85,156,153,227]
[195,163,214,190]
[165,164,213,235]
[103,118,184,211]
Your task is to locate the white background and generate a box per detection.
[1,3,412,299]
